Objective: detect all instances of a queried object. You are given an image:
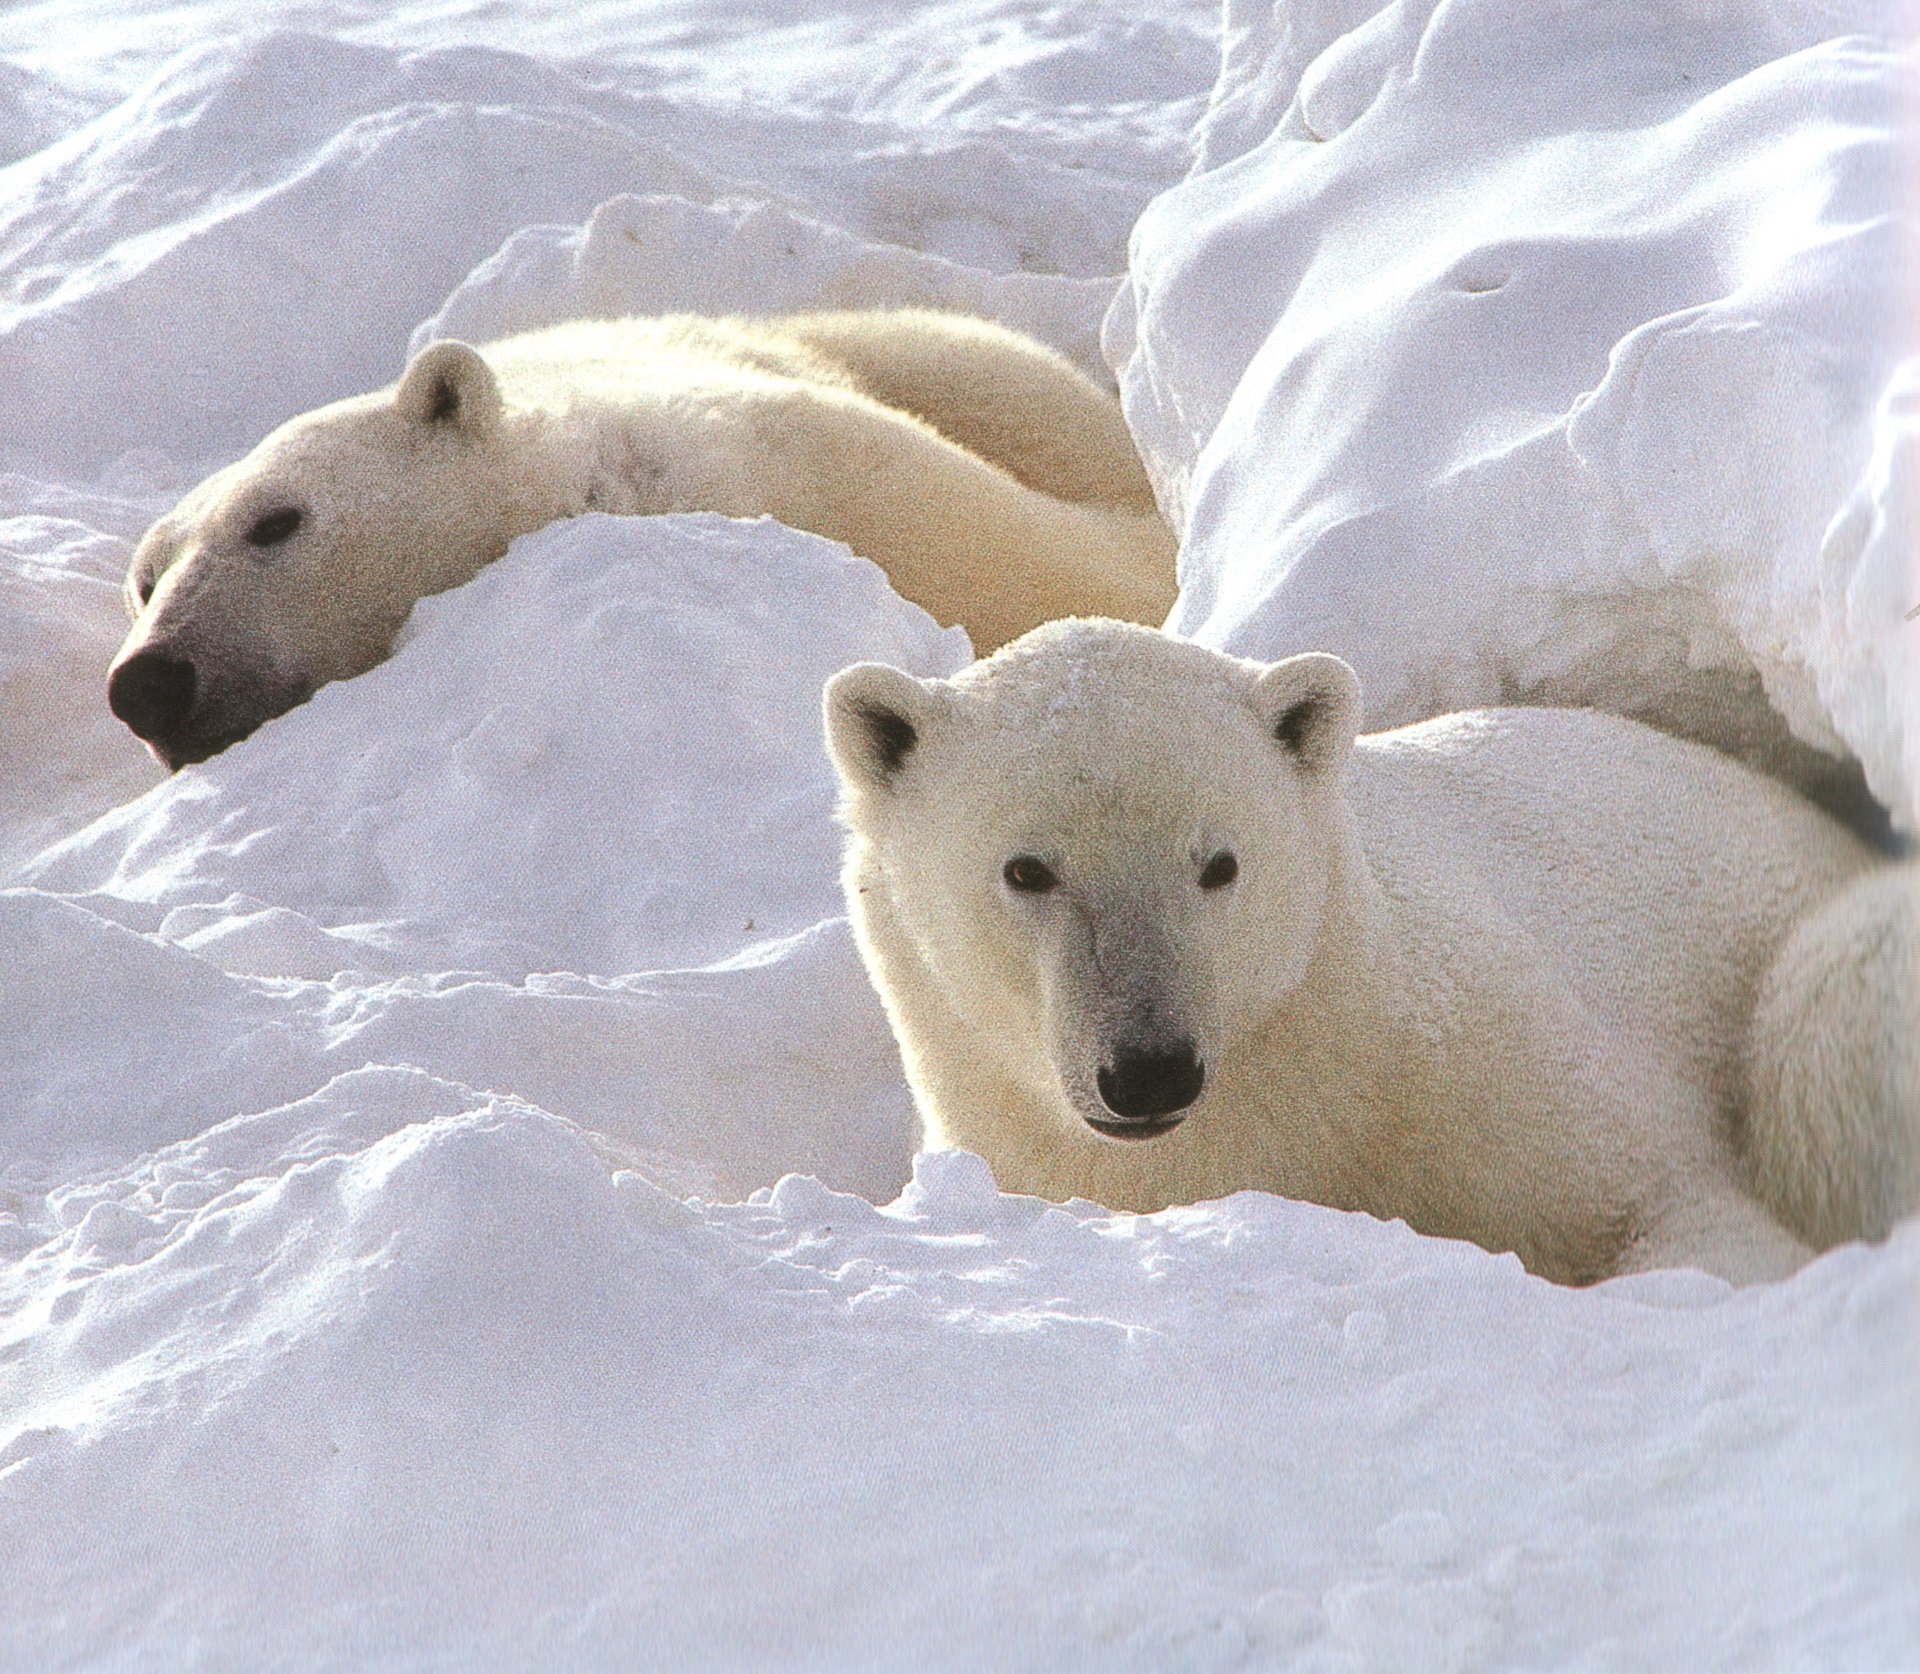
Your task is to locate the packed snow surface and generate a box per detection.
[2,0,1915,1668]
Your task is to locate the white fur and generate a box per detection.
[825,618,1915,1286]
[1741,865,1919,1248]
[110,311,1174,768]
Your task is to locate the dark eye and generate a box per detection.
[1003,855,1058,894]
[1198,851,1238,890]
[246,507,303,548]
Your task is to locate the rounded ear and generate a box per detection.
[1249,652,1362,774]
[823,663,950,794]
[395,340,501,437]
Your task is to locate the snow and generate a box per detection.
[1,0,1915,1668]
[1110,0,1920,833]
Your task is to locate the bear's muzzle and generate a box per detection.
[1088,1040,1204,1139]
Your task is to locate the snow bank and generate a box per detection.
[8,513,961,1198]
[0,477,166,870]
[25,514,965,979]
[6,1071,1915,1669]
[414,191,1130,390]
[0,7,1206,483]
[1111,0,1920,833]
[1,0,1915,1666]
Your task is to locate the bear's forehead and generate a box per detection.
[979,717,1254,789]
[930,736,1264,859]
[956,622,1258,743]
[941,684,1271,833]
[970,691,1252,760]
[270,400,404,462]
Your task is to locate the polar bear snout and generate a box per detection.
[108,649,197,749]
[1089,1039,1204,1139]
[107,636,311,770]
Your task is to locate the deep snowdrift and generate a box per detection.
[1112,1,1919,836]
[2,0,1914,1668]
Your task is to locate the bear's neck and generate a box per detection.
[1225,826,1631,1272]
[507,403,683,522]
[1214,825,1441,1210]
[472,405,583,541]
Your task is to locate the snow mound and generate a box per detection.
[25,513,968,975]
[0,12,1206,483]
[0,34,719,479]
[416,192,1129,387]
[7,513,963,1196]
[4,1066,1914,1668]
[0,490,165,869]
[1111,2,1919,832]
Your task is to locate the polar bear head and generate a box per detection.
[825,618,1363,1149]
[108,342,518,769]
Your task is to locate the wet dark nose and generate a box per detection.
[1096,1042,1204,1121]
[108,650,197,743]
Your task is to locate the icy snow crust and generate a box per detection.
[1,0,1915,1668]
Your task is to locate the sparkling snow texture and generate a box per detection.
[1,0,1915,1668]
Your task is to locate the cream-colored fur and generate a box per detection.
[109,311,1175,769]
[824,618,1915,1287]
[1741,864,1919,1248]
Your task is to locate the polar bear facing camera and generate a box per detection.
[824,618,1917,1286]
[109,310,1175,769]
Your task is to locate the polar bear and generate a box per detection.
[108,310,1176,769]
[824,617,1917,1286]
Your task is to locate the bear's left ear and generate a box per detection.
[1249,652,1362,775]
[823,662,952,795]
[395,340,501,439]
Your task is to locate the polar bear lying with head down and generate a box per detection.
[108,310,1175,769]
[825,618,1917,1286]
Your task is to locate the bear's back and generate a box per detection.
[479,316,858,415]
[1344,706,1875,1082]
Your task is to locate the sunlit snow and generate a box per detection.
[1,0,1914,1667]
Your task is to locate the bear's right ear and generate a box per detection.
[823,663,950,794]
[395,340,501,439]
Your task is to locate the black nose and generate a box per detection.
[109,650,197,742]
[1095,1042,1204,1121]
